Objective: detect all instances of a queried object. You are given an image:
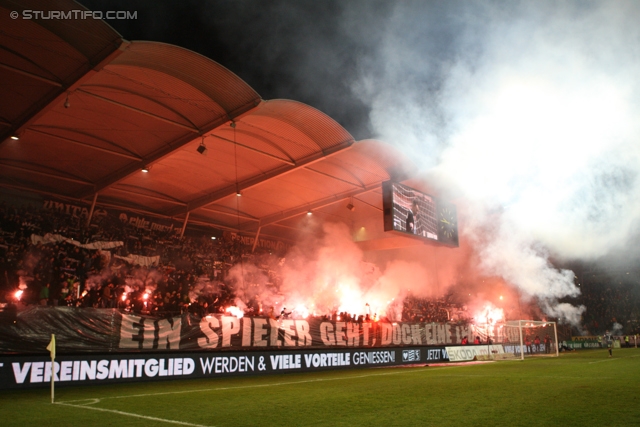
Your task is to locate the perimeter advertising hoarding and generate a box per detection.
[0,346,449,390]
[382,181,459,247]
[445,345,505,362]
[562,340,602,350]
[502,344,556,354]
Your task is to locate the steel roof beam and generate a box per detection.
[239,182,379,231]
[82,83,201,131]
[108,186,187,205]
[0,182,83,200]
[0,40,129,145]
[76,98,261,200]
[304,166,366,189]
[30,127,142,161]
[200,206,259,221]
[76,89,200,133]
[0,63,62,87]
[0,162,93,186]
[166,138,355,217]
[209,133,295,166]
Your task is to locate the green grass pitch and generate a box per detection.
[1,348,639,427]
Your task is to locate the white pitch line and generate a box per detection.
[60,365,467,404]
[427,374,612,379]
[61,398,101,405]
[56,401,215,427]
[588,354,640,364]
[61,361,594,405]
[588,359,614,364]
[104,369,426,400]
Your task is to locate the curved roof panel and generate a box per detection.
[110,42,261,117]
[0,0,123,139]
[0,3,417,245]
[241,99,354,154]
[1,37,262,200]
[122,99,356,219]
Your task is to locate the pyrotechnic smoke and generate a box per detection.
[349,1,640,324]
[224,222,436,319]
[188,276,219,303]
[611,322,624,335]
[279,222,433,318]
[539,301,586,328]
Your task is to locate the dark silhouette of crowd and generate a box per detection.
[0,200,280,317]
[401,294,461,323]
[574,278,640,335]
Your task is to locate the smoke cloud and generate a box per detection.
[280,222,402,317]
[226,221,436,319]
[350,1,640,322]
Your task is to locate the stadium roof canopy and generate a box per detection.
[0,0,415,244]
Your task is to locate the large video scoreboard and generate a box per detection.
[382,181,458,247]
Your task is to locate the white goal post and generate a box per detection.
[501,320,559,360]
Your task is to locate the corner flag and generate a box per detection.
[46,334,56,403]
[46,334,56,360]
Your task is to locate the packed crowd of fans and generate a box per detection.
[1,200,638,334]
[0,200,466,323]
[0,200,279,317]
[575,278,640,336]
[401,294,462,323]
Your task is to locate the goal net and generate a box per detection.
[499,320,559,360]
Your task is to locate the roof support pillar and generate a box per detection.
[252,226,262,253]
[180,212,190,238]
[86,193,98,227]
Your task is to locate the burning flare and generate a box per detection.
[226,306,244,318]
[474,303,505,326]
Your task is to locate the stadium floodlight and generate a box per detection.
[197,136,207,155]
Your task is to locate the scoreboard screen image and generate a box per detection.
[382,181,458,247]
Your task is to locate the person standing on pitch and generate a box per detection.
[605,331,613,357]
[544,334,551,354]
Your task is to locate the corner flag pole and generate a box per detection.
[46,334,56,403]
